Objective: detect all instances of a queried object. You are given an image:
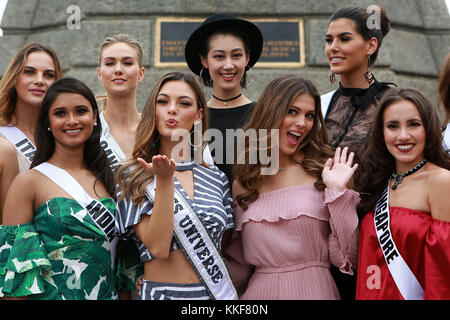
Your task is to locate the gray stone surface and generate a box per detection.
[31,0,87,28]
[83,0,185,15]
[416,0,450,29]
[1,0,37,30]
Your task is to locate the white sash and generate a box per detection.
[33,162,118,266]
[146,178,237,300]
[0,126,36,164]
[99,113,127,169]
[373,183,424,300]
[320,90,337,120]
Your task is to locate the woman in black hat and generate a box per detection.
[185,13,263,186]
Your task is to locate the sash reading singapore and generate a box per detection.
[146,178,238,300]
[33,162,118,267]
[0,126,36,164]
[373,181,424,300]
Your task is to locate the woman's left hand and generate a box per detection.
[322,146,358,192]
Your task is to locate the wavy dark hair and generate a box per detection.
[233,74,335,210]
[356,87,450,218]
[31,77,115,197]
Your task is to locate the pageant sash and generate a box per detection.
[33,162,118,265]
[99,113,127,170]
[373,182,424,300]
[146,178,238,300]
[0,126,35,163]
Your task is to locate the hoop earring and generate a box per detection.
[364,54,375,84]
[329,72,336,84]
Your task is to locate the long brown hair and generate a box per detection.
[438,53,450,124]
[356,87,450,218]
[116,72,208,204]
[0,43,63,125]
[234,74,334,210]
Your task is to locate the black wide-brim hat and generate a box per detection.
[185,13,263,75]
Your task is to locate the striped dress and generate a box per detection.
[115,162,235,299]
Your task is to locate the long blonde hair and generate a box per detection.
[0,43,63,125]
[97,34,144,111]
[117,72,208,205]
[234,74,334,210]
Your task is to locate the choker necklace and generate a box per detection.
[391,158,427,190]
[212,93,242,106]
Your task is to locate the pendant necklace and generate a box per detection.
[212,93,242,106]
[391,158,427,190]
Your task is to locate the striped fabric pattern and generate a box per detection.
[139,280,210,300]
[115,164,234,262]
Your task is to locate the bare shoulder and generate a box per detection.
[426,164,450,221]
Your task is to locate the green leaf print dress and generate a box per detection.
[0,197,118,300]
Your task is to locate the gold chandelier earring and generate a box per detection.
[364,53,375,84]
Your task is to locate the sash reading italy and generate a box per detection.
[33,162,118,266]
[146,179,238,300]
[374,182,424,300]
[99,113,126,170]
[0,126,36,163]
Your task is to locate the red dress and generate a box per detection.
[356,207,450,300]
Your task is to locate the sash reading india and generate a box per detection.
[0,126,36,163]
[374,182,424,300]
[33,162,117,265]
[146,180,238,300]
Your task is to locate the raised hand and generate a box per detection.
[322,146,358,192]
[137,155,177,179]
